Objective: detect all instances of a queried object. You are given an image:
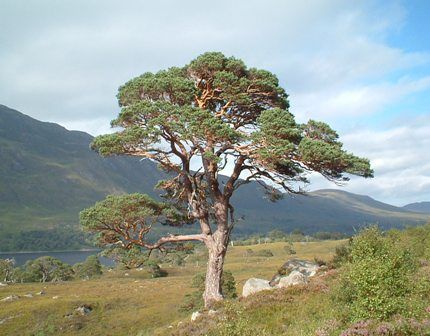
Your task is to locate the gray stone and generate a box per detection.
[277,270,308,288]
[270,259,319,286]
[1,295,19,302]
[0,315,15,325]
[242,278,273,297]
[191,311,201,321]
[75,305,92,316]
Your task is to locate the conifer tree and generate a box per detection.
[81,52,372,307]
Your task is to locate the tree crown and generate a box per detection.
[85,51,373,249]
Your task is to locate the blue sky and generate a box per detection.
[0,0,429,205]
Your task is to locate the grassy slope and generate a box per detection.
[0,240,342,336]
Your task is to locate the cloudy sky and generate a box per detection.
[1,0,429,206]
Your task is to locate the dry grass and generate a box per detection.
[0,240,344,335]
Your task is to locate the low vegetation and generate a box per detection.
[168,225,430,336]
[1,224,429,335]
[0,239,339,335]
[1,256,102,283]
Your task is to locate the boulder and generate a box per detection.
[270,259,319,286]
[75,305,92,316]
[1,295,19,302]
[191,311,201,321]
[277,270,307,288]
[242,278,272,297]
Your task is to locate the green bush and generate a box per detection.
[181,270,237,312]
[335,227,418,321]
[0,258,15,282]
[18,256,74,282]
[388,224,430,261]
[283,243,296,255]
[102,246,147,269]
[254,249,274,257]
[330,240,352,268]
[146,260,167,278]
[73,255,103,279]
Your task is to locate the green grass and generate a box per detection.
[0,240,342,335]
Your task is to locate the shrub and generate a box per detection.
[102,246,147,269]
[181,270,237,312]
[146,260,167,278]
[254,249,274,257]
[163,251,186,266]
[388,224,430,261]
[73,255,103,279]
[331,241,352,268]
[335,227,418,321]
[283,243,296,255]
[313,257,327,267]
[19,256,74,282]
[0,258,15,282]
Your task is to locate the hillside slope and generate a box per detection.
[0,104,164,231]
[403,201,430,213]
[0,104,429,250]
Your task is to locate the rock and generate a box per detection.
[242,278,273,297]
[52,296,59,299]
[0,283,7,287]
[23,293,33,298]
[208,309,217,316]
[36,290,45,296]
[1,295,19,302]
[277,270,308,288]
[124,273,130,277]
[191,311,201,321]
[75,305,92,316]
[0,316,15,325]
[270,259,319,286]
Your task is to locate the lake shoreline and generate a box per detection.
[0,248,100,254]
[0,249,114,267]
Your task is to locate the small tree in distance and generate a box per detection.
[73,255,103,279]
[80,52,372,308]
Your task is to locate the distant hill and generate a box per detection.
[0,104,429,251]
[403,202,430,214]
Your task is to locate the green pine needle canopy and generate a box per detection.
[84,51,373,257]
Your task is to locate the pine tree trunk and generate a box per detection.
[203,230,228,308]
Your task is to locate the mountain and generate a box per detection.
[0,104,429,251]
[231,187,429,234]
[0,104,165,250]
[403,202,430,214]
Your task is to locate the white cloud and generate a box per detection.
[0,0,429,204]
[1,0,427,126]
[309,115,430,205]
[293,76,430,121]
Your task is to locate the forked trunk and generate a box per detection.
[203,230,228,308]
